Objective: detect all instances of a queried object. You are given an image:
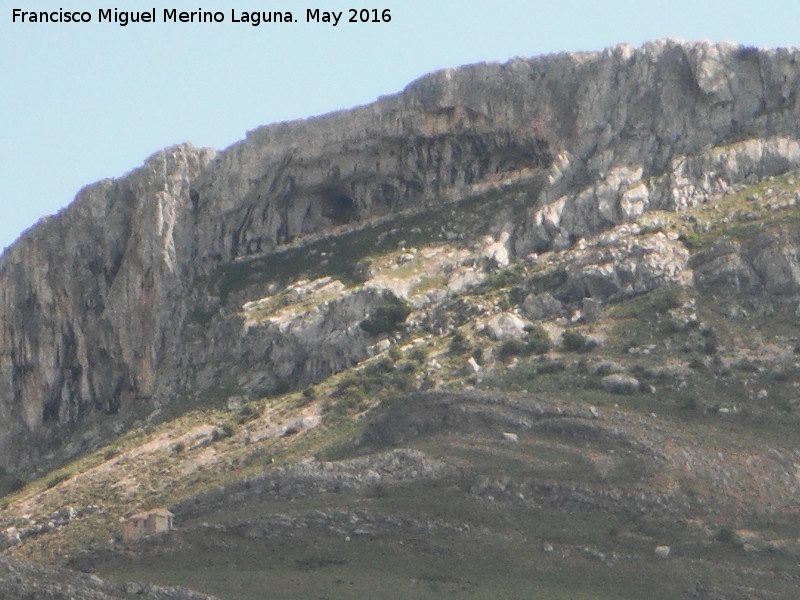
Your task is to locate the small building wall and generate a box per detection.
[121,508,174,541]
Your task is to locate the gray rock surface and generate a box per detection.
[522,292,564,320]
[692,229,800,312]
[524,229,691,305]
[485,312,529,341]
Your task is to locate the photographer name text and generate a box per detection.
[11,8,393,27]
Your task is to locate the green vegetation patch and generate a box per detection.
[496,325,552,361]
[359,294,412,336]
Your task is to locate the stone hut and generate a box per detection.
[120,508,174,541]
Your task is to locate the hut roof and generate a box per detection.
[125,507,174,521]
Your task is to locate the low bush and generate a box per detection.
[537,358,566,374]
[395,360,419,374]
[238,403,260,423]
[716,526,737,544]
[562,330,596,352]
[408,346,428,364]
[211,423,235,442]
[498,338,527,361]
[675,394,698,411]
[359,294,412,336]
[45,472,71,490]
[498,326,553,362]
[525,324,552,354]
[364,355,395,376]
[700,327,718,355]
[449,332,468,355]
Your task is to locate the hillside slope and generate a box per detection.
[3,40,800,599]
[3,147,800,598]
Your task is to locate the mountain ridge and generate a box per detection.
[4,38,800,598]
[6,39,800,475]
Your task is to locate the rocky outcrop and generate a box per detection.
[518,137,800,252]
[5,40,800,473]
[520,228,692,308]
[200,285,389,395]
[0,146,215,469]
[692,226,800,313]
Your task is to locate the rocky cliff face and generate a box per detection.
[4,39,800,472]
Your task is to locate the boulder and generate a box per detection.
[481,231,511,268]
[581,297,603,323]
[522,292,564,320]
[601,374,641,395]
[654,545,671,559]
[485,312,529,341]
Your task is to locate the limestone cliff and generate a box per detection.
[4,39,800,472]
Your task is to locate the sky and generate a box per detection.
[2,0,800,252]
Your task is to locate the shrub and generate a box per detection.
[327,394,372,418]
[387,369,417,393]
[498,327,553,362]
[449,332,468,355]
[351,259,372,283]
[367,482,389,498]
[477,263,528,292]
[334,373,369,397]
[395,360,419,374]
[359,294,412,336]
[524,324,552,355]
[562,330,596,352]
[716,526,737,544]
[688,357,706,370]
[239,403,260,420]
[537,359,565,374]
[364,355,395,376]
[45,472,71,490]
[212,423,235,442]
[498,338,527,361]
[676,394,698,411]
[408,346,428,364]
[648,286,684,314]
[700,327,718,355]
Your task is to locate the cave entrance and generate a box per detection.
[320,192,357,225]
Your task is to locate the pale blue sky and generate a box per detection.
[3,0,799,251]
